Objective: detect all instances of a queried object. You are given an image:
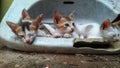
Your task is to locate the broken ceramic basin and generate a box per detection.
[0,0,120,54]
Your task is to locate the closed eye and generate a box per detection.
[118,34,120,36]
[29,34,34,37]
[113,34,116,37]
[19,35,25,38]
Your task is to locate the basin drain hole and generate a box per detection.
[63,1,74,4]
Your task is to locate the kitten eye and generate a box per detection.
[64,23,69,27]
[19,35,24,38]
[113,34,116,37]
[30,34,34,36]
[72,23,75,26]
[29,34,34,36]
[118,34,120,36]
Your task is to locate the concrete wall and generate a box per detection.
[0,0,13,21]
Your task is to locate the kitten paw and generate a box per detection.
[53,33,62,38]
[46,34,53,37]
[64,34,72,38]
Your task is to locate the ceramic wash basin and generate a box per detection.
[0,0,120,54]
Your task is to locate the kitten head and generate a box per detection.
[53,11,75,33]
[7,9,43,44]
[100,19,120,42]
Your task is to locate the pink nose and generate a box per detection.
[26,40,31,44]
[71,28,74,32]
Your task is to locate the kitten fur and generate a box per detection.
[7,9,43,44]
[75,18,120,42]
[75,22,102,39]
[51,11,75,38]
[100,19,120,42]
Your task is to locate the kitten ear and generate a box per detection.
[112,14,120,26]
[22,8,30,20]
[68,11,74,20]
[32,14,43,29]
[112,14,120,23]
[100,19,111,30]
[6,21,19,33]
[54,11,62,24]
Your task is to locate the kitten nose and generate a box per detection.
[26,40,31,44]
[71,28,74,32]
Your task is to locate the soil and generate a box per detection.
[0,47,120,68]
[0,0,120,68]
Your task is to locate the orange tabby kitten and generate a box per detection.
[51,11,75,38]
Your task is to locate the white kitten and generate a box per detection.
[75,19,120,42]
[75,21,102,39]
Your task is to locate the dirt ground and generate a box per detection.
[0,0,120,68]
[0,47,119,68]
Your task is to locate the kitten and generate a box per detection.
[51,11,75,38]
[75,18,120,43]
[75,22,101,39]
[100,19,120,42]
[7,9,43,44]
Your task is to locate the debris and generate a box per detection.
[45,64,50,68]
[15,64,20,68]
